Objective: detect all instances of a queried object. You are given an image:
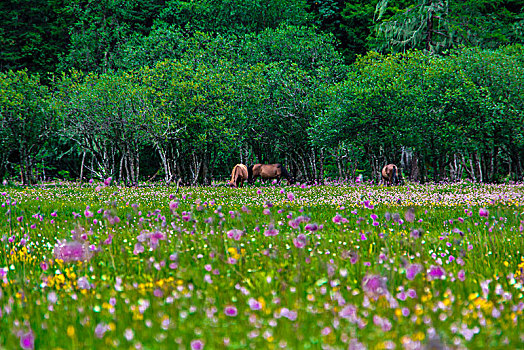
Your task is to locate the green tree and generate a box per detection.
[138,57,239,185]
[54,70,160,184]
[312,45,524,182]
[0,70,52,184]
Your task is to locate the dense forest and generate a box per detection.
[1,0,523,185]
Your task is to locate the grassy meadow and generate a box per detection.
[1,181,524,349]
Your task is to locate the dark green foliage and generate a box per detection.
[0,0,75,76]
[60,0,166,73]
[158,0,310,35]
[374,0,524,53]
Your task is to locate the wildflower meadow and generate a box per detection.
[1,181,524,349]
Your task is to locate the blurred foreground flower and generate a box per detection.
[293,234,307,248]
[53,240,93,263]
[362,273,388,299]
[19,330,34,350]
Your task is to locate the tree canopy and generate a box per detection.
[0,1,523,184]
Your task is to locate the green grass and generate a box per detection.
[1,181,524,349]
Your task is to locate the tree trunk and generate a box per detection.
[475,152,483,182]
[119,155,125,183]
[79,152,86,183]
[411,152,420,182]
[319,148,324,183]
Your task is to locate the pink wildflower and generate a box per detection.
[332,214,342,224]
[224,305,238,317]
[263,225,279,237]
[406,264,423,280]
[19,330,34,350]
[457,269,466,281]
[191,340,205,350]
[427,265,446,280]
[248,298,262,310]
[53,240,92,263]
[293,234,307,248]
[362,273,388,299]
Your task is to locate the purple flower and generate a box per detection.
[288,219,300,229]
[53,240,92,263]
[339,304,357,322]
[349,251,359,264]
[227,229,243,241]
[19,331,34,350]
[348,339,366,350]
[457,269,466,281]
[410,229,421,239]
[362,274,388,299]
[427,265,446,280]
[278,308,297,321]
[133,243,144,255]
[224,305,238,317]
[293,234,307,249]
[103,234,113,245]
[248,298,262,310]
[0,268,7,283]
[332,214,342,224]
[77,276,91,290]
[191,340,205,350]
[304,223,319,232]
[373,315,392,332]
[406,264,423,280]
[479,208,489,217]
[47,291,57,304]
[104,177,112,186]
[169,200,179,211]
[84,206,94,218]
[263,225,279,237]
[287,192,295,201]
[94,322,109,338]
[321,327,332,336]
